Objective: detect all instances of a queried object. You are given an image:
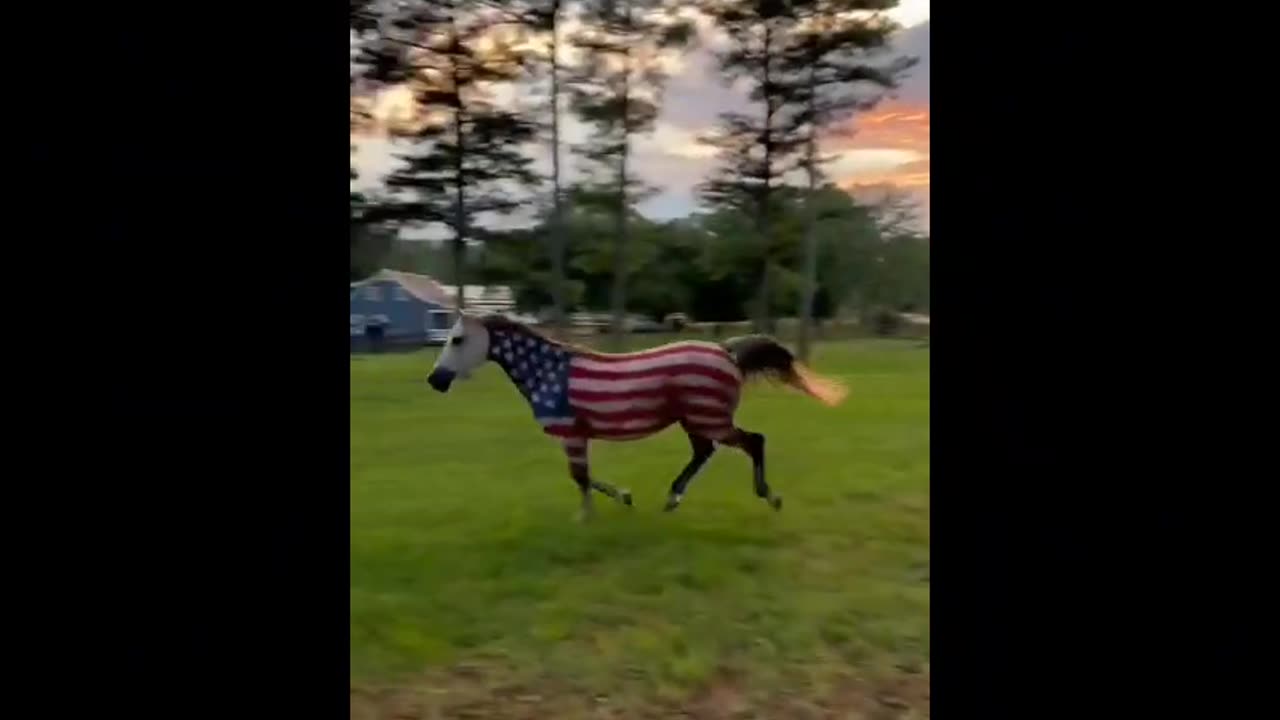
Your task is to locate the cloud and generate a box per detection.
[827,148,926,176]
[654,41,749,132]
[632,148,713,219]
[823,101,930,229]
[891,20,930,106]
[888,0,932,35]
[841,158,930,189]
[649,15,930,223]
[825,103,930,156]
[817,16,930,229]
[351,137,400,190]
[636,122,719,161]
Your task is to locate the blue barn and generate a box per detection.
[350,270,454,350]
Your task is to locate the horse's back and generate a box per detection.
[573,340,741,389]
[574,339,729,362]
[566,339,741,441]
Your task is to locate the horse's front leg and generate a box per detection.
[562,437,631,522]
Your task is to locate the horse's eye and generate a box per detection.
[450,336,465,347]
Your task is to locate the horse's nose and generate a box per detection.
[426,368,455,393]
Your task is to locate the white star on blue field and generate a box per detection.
[492,332,573,419]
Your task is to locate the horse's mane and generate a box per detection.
[477,314,592,353]
[477,313,721,358]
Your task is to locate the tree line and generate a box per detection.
[351,0,924,356]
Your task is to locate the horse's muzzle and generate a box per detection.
[427,368,455,393]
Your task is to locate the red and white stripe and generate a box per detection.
[561,434,588,466]
[540,341,742,443]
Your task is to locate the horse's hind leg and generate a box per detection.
[663,430,717,512]
[722,427,782,511]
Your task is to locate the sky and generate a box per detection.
[352,1,930,236]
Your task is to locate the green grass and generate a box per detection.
[350,339,929,716]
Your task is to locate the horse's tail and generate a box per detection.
[721,335,848,407]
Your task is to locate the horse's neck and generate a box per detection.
[487,329,564,396]
[489,329,541,367]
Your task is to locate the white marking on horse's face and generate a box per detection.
[431,315,491,382]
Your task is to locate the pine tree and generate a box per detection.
[569,0,693,348]
[379,1,540,312]
[783,0,914,359]
[350,1,397,280]
[697,0,808,334]
[481,0,574,334]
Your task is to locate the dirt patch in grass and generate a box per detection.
[351,664,930,720]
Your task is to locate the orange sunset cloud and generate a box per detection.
[822,101,930,226]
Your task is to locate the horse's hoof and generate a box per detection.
[663,496,681,512]
[769,496,783,511]
[620,489,633,507]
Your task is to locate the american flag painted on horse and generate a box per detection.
[490,328,743,447]
[427,314,847,518]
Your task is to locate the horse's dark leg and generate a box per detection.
[663,431,716,512]
[723,427,782,511]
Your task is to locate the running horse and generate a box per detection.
[425,314,848,519]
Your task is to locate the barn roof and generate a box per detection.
[351,269,452,305]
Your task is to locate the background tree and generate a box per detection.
[350,192,397,281]
[350,0,387,281]
[379,1,540,311]
[569,0,694,347]
[484,0,573,333]
[697,0,808,334]
[476,179,915,328]
[784,0,913,359]
[864,189,929,314]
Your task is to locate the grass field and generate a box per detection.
[351,339,929,719]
